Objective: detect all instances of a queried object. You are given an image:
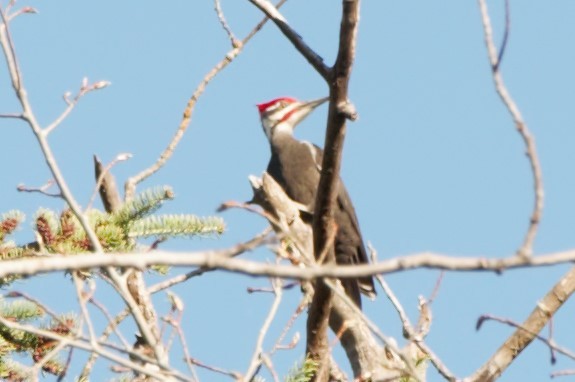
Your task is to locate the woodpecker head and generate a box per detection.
[257,96,328,141]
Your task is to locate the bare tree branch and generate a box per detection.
[478,0,544,258]
[214,0,240,47]
[469,265,575,381]
[248,0,331,80]
[2,247,575,282]
[477,314,575,363]
[306,2,363,377]
[90,154,129,212]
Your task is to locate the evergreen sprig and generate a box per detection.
[0,300,43,321]
[4,186,225,260]
[0,358,29,381]
[0,210,24,243]
[112,186,175,226]
[0,300,74,379]
[0,245,23,261]
[0,186,226,287]
[285,358,318,382]
[128,214,225,239]
[0,245,29,286]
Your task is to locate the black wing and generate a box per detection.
[311,144,377,303]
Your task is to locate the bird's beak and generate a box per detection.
[302,96,329,111]
[293,97,329,125]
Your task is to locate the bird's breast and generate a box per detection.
[267,141,320,207]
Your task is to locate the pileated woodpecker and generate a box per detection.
[257,96,376,308]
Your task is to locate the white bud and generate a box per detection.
[115,152,133,162]
[93,80,111,90]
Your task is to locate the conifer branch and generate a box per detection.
[128,215,225,239]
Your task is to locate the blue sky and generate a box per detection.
[2,1,575,381]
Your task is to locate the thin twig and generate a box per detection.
[243,277,284,382]
[161,293,184,358]
[548,316,556,364]
[188,357,242,379]
[248,281,298,293]
[148,228,272,294]
[370,247,456,381]
[368,246,412,330]
[376,273,413,331]
[495,0,511,70]
[124,0,289,201]
[168,317,200,381]
[551,370,575,378]
[79,308,131,380]
[261,353,280,382]
[88,298,131,349]
[30,340,68,379]
[0,112,23,118]
[477,314,575,362]
[161,294,199,382]
[413,340,456,382]
[478,0,544,258]
[44,79,111,136]
[214,0,240,47]
[6,5,37,22]
[4,1,15,15]
[0,6,22,88]
[57,347,74,382]
[248,0,330,80]
[270,296,306,355]
[469,265,575,380]
[103,268,168,371]
[427,271,445,305]
[72,273,98,345]
[5,290,68,326]
[218,200,283,228]
[17,180,62,198]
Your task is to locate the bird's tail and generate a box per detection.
[358,277,377,300]
[341,278,362,309]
